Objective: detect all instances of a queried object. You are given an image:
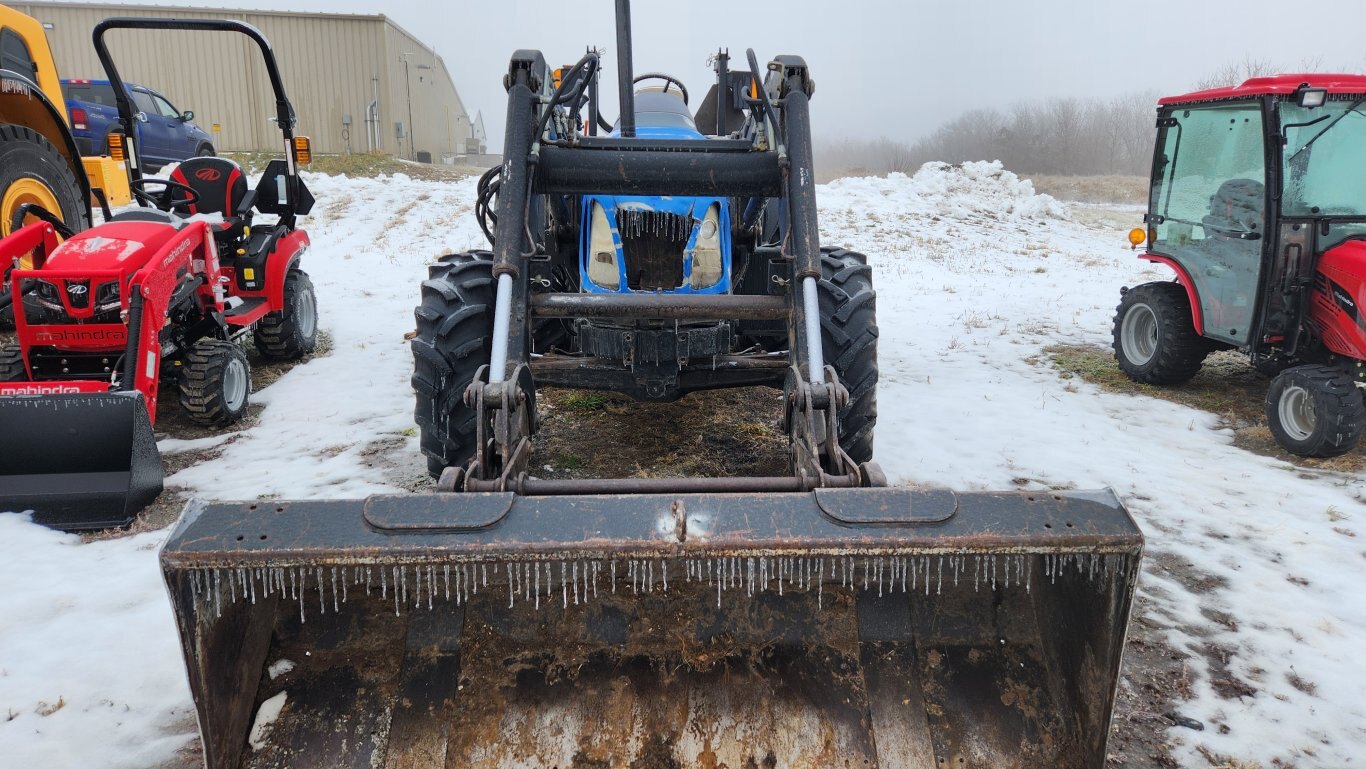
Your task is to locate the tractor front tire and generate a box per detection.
[0,344,25,381]
[1266,365,1364,458]
[179,339,251,427]
[1113,282,1209,385]
[254,269,318,360]
[411,252,495,478]
[819,248,878,463]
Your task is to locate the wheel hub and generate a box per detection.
[1121,302,1158,365]
[223,356,248,412]
[1277,384,1316,441]
[2,178,61,238]
[296,285,317,340]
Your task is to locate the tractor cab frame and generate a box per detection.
[1119,74,1366,457]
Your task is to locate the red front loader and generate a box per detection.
[1117,75,1366,457]
[0,18,316,530]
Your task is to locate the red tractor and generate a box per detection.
[0,19,316,530]
[1116,75,1366,458]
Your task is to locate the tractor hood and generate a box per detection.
[45,221,180,273]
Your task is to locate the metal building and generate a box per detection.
[12,1,473,159]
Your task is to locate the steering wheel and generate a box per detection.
[633,73,689,105]
[129,178,200,210]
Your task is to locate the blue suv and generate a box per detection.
[61,79,214,170]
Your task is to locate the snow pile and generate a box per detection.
[822,160,1067,222]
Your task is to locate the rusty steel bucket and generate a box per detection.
[161,487,1142,769]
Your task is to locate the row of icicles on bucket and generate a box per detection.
[187,553,1131,623]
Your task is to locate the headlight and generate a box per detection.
[690,204,724,289]
[586,202,620,290]
[33,280,63,310]
[95,280,121,312]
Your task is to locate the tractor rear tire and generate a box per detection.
[1113,282,1209,385]
[818,248,878,463]
[1266,365,1364,457]
[1,124,89,328]
[411,252,495,478]
[254,269,318,360]
[0,344,25,381]
[179,339,251,427]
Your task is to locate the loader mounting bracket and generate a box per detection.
[464,364,536,491]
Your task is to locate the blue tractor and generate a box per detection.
[412,49,879,483]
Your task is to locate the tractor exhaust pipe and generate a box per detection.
[614,0,636,138]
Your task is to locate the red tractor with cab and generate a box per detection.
[1117,75,1366,458]
[0,18,316,530]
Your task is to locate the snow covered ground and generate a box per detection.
[1,161,1362,768]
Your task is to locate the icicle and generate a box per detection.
[612,560,618,593]
[562,561,568,608]
[508,563,515,609]
[332,567,339,612]
[342,569,348,605]
[381,567,388,599]
[937,556,944,596]
[213,569,222,619]
[444,566,451,602]
[366,566,373,595]
[1025,556,1033,594]
[661,561,668,592]
[573,561,580,605]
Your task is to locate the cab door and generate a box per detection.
[1148,102,1269,345]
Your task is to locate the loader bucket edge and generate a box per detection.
[0,392,162,530]
[162,488,1143,769]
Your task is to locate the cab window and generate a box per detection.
[0,27,37,80]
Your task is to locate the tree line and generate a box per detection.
[818,58,1353,178]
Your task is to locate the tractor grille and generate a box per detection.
[616,209,690,290]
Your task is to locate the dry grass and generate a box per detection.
[1025,174,1147,205]
[1043,343,1364,472]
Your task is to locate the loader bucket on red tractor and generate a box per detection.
[0,392,162,530]
[161,487,1142,769]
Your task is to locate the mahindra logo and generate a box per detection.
[194,168,222,182]
[67,284,88,295]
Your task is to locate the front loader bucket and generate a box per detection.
[162,488,1142,769]
[0,393,163,530]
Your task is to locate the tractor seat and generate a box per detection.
[169,158,252,244]
[1203,178,1264,237]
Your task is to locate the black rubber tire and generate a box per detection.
[1113,282,1209,385]
[411,252,496,478]
[818,248,879,463]
[0,344,25,381]
[1,124,89,327]
[1265,365,1364,458]
[254,269,318,360]
[196,144,216,157]
[179,339,251,427]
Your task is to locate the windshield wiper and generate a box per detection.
[1287,95,1366,163]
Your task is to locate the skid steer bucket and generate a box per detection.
[162,487,1141,769]
[0,393,163,530]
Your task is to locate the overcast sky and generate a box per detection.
[47,0,1366,148]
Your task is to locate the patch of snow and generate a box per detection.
[247,691,288,751]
